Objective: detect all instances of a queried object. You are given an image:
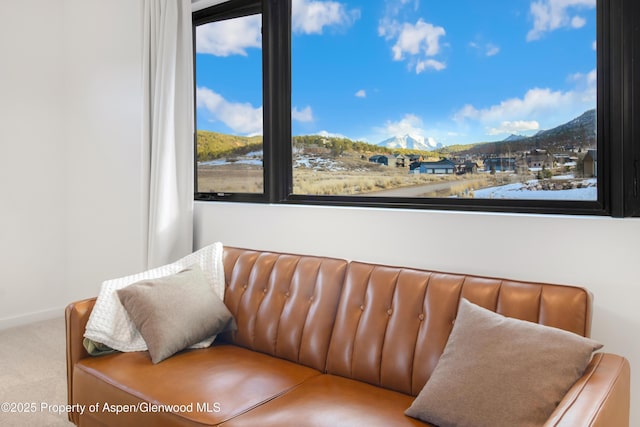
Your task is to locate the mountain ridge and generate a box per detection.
[457,109,596,156]
[196,109,596,161]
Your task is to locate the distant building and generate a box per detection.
[419,159,456,174]
[384,155,397,167]
[369,154,399,167]
[484,157,517,172]
[584,150,597,177]
[526,149,553,170]
[395,154,408,167]
[457,161,478,174]
[369,155,388,166]
[553,154,572,165]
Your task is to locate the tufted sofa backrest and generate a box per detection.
[325,261,592,396]
[222,247,347,371]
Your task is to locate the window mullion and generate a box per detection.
[262,0,292,202]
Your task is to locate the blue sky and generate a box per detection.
[196,0,596,147]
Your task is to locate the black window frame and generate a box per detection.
[194,0,640,218]
[193,0,268,204]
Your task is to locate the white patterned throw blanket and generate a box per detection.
[83,242,225,352]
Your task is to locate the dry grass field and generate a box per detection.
[292,167,497,197]
[197,164,264,194]
[197,155,517,197]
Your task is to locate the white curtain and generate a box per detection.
[142,0,194,268]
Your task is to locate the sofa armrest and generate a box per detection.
[65,297,97,423]
[545,353,630,427]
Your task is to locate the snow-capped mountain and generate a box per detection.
[377,134,441,151]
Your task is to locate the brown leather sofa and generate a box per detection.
[66,247,630,426]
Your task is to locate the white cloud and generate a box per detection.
[485,44,500,57]
[571,16,586,28]
[292,106,314,122]
[470,42,501,57]
[568,69,597,101]
[355,89,367,98]
[197,88,315,134]
[378,18,396,39]
[196,1,359,56]
[196,87,263,135]
[592,40,597,51]
[391,19,445,59]
[292,0,360,35]
[381,113,426,136]
[527,0,595,41]
[454,69,596,135]
[196,15,262,56]
[488,120,540,135]
[317,130,348,139]
[456,87,576,124]
[380,18,447,74]
[385,0,420,15]
[416,59,446,73]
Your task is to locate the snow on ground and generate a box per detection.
[199,152,263,166]
[294,156,346,171]
[200,158,263,166]
[199,152,597,201]
[473,179,597,200]
[200,152,354,172]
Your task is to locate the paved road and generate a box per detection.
[356,180,461,197]
[355,175,519,198]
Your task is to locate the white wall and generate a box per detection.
[0,0,636,422]
[195,202,640,424]
[62,0,146,303]
[0,0,146,328]
[0,0,68,327]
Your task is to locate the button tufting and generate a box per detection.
[242,284,248,290]
[263,288,268,293]
[387,309,393,315]
[285,292,290,297]
[360,305,365,311]
[419,314,425,321]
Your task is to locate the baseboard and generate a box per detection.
[0,307,65,330]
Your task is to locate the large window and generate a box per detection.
[292,0,596,201]
[194,0,640,217]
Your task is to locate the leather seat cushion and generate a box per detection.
[73,344,321,426]
[221,374,430,427]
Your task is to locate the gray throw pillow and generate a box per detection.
[117,265,235,364]
[405,298,602,427]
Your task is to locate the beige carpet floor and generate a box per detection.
[0,316,72,426]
